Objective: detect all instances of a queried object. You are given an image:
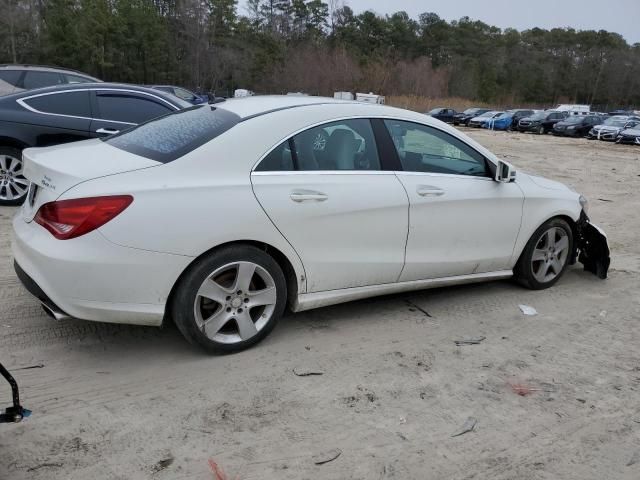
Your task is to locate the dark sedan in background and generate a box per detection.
[616,125,640,145]
[0,83,190,205]
[518,110,568,134]
[426,107,457,123]
[553,115,604,137]
[452,107,489,126]
[508,109,535,130]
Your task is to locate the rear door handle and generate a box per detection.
[96,127,120,135]
[416,185,445,197]
[290,190,328,202]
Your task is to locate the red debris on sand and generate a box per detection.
[209,459,239,480]
[509,382,541,396]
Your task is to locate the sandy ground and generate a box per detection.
[1,130,639,480]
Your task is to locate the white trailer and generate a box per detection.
[333,91,354,101]
[356,92,385,104]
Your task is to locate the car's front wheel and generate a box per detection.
[515,218,573,290]
[0,147,29,206]
[538,126,546,135]
[172,245,287,354]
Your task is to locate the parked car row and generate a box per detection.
[429,104,640,146]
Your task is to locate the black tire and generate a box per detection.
[538,126,546,135]
[0,146,27,206]
[172,245,287,354]
[515,218,574,290]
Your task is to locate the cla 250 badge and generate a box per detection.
[40,175,56,191]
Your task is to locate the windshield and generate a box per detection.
[463,108,479,115]
[429,108,444,114]
[477,111,495,118]
[528,112,547,121]
[603,117,628,127]
[564,116,584,124]
[495,112,510,119]
[105,105,240,163]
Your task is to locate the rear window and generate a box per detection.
[105,105,240,163]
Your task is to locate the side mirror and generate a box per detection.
[495,160,516,183]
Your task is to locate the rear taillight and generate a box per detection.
[34,195,133,240]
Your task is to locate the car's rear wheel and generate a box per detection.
[538,126,545,135]
[515,218,573,290]
[172,245,287,354]
[0,147,28,206]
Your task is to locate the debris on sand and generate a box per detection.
[627,451,640,467]
[405,299,433,317]
[293,367,324,377]
[451,417,477,437]
[518,304,538,316]
[509,383,540,396]
[454,336,486,346]
[14,363,45,371]
[313,448,342,465]
[26,463,63,472]
[151,457,174,474]
[209,459,239,480]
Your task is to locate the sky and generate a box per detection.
[240,0,640,44]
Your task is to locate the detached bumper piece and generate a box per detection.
[0,362,31,423]
[576,212,610,279]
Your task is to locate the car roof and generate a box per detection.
[216,95,370,119]
[0,82,192,108]
[0,64,99,78]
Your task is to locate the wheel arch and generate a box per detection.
[0,137,28,151]
[513,213,578,267]
[163,239,301,325]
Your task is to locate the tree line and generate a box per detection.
[1,0,639,109]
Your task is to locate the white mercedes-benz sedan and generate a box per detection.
[12,96,610,353]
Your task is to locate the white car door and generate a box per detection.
[251,119,409,293]
[382,119,524,281]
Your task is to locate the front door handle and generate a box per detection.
[290,190,328,203]
[416,185,445,197]
[96,127,120,135]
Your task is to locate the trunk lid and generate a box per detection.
[21,139,160,221]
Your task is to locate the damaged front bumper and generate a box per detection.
[574,211,610,279]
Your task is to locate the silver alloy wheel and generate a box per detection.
[193,261,277,344]
[0,154,28,201]
[531,227,570,283]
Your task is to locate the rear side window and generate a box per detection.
[96,92,173,124]
[105,105,240,163]
[23,91,91,117]
[255,119,381,172]
[23,71,63,89]
[0,70,21,86]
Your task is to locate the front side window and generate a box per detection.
[256,119,381,172]
[105,105,240,163]
[96,92,173,124]
[23,71,63,89]
[384,120,488,177]
[23,91,91,117]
